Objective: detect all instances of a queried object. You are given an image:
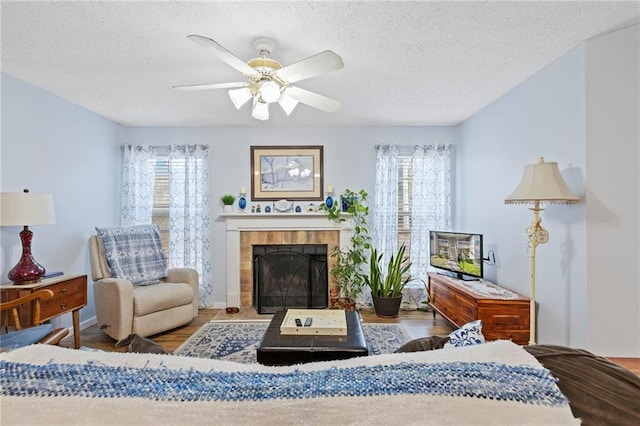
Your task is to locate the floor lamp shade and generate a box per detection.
[504,158,579,345]
[0,190,56,284]
[505,158,580,205]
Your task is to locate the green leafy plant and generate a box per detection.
[365,244,413,298]
[319,189,371,303]
[220,194,236,205]
[418,280,432,312]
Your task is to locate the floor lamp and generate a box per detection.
[504,158,579,345]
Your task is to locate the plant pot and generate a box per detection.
[223,205,233,213]
[372,295,402,318]
[338,297,357,311]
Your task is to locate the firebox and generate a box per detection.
[253,244,328,314]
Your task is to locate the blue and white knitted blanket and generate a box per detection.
[0,340,579,425]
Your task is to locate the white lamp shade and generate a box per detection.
[278,93,299,116]
[251,98,270,121]
[228,87,253,110]
[505,158,580,205]
[0,192,56,226]
[259,80,281,103]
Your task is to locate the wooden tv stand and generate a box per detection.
[428,273,530,345]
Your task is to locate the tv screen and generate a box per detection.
[429,231,483,281]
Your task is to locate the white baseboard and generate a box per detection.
[64,316,97,341]
[208,302,227,309]
[81,316,97,330]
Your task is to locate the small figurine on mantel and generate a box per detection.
[251,205,256,213]
[256,205,261,213]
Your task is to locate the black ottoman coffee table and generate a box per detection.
[257,310,368,366]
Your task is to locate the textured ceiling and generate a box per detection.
[1,1,638,127]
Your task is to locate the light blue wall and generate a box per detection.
[584,24,639,356]
[1,73,121,330]
[457,46,588,348]
[119,126,458,306]
[457,24,640,356]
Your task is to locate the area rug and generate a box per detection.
[174,321,411,363]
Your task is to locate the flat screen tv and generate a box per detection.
[429,231,483,281]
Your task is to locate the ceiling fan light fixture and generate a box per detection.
[278,93,299,116]
[259,80,281,103]
[228,87,252,109]
[251,98,270,121]
[179,35,344,120]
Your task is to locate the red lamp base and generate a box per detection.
[7,227,46,284]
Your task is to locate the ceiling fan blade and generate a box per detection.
[276,50,344,84]
[285,86,342,113]
[187,34,260,78]
[173,82,251,91]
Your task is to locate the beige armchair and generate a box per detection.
[88,235,199,343]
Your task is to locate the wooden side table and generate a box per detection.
[1,274,87,349]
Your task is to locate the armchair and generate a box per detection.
[88,225,199,343]
[1,289,70,351]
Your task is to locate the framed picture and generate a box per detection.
[251,145,324,201]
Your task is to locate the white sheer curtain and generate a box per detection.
[409,144,453,285]
[372,144,399,262]
[168,144,213,307]
[120,145,157,226]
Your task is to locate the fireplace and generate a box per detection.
[221,213,354,309]
[253,244,328,314]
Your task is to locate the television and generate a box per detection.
[429,231,483,281]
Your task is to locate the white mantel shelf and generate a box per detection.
[219,212,353,231]
[220,213,329,217]
[220,212,354,307]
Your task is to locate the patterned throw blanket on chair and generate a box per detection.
[95,224,167,285]
[0,340,579,425]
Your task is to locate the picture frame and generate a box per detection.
[251,145,324,201]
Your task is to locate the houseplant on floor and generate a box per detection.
[319,188,370,310]
[365,244,413,318]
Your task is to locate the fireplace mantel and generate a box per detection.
[221,213,354,307]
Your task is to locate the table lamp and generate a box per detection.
[504,158,579,344]
[0,189,56,284]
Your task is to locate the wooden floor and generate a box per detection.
[60,308,640,376]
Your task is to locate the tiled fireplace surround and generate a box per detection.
[222,213,353,309]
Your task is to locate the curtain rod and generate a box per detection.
[374,144,455,149]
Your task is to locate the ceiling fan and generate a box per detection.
[173,35,344,120]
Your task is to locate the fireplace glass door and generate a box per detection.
[253,244,328,314]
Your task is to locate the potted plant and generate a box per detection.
[365,244,413,318]
[220,194,236,213]
[319,188,370,310]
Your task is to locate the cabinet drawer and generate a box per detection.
[478,304,530,345]
[40,277,87,321]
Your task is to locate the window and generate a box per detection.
[151,157,170,257]
[121,143,212,306]
[374,144,453,292]
[397,155,412,260]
